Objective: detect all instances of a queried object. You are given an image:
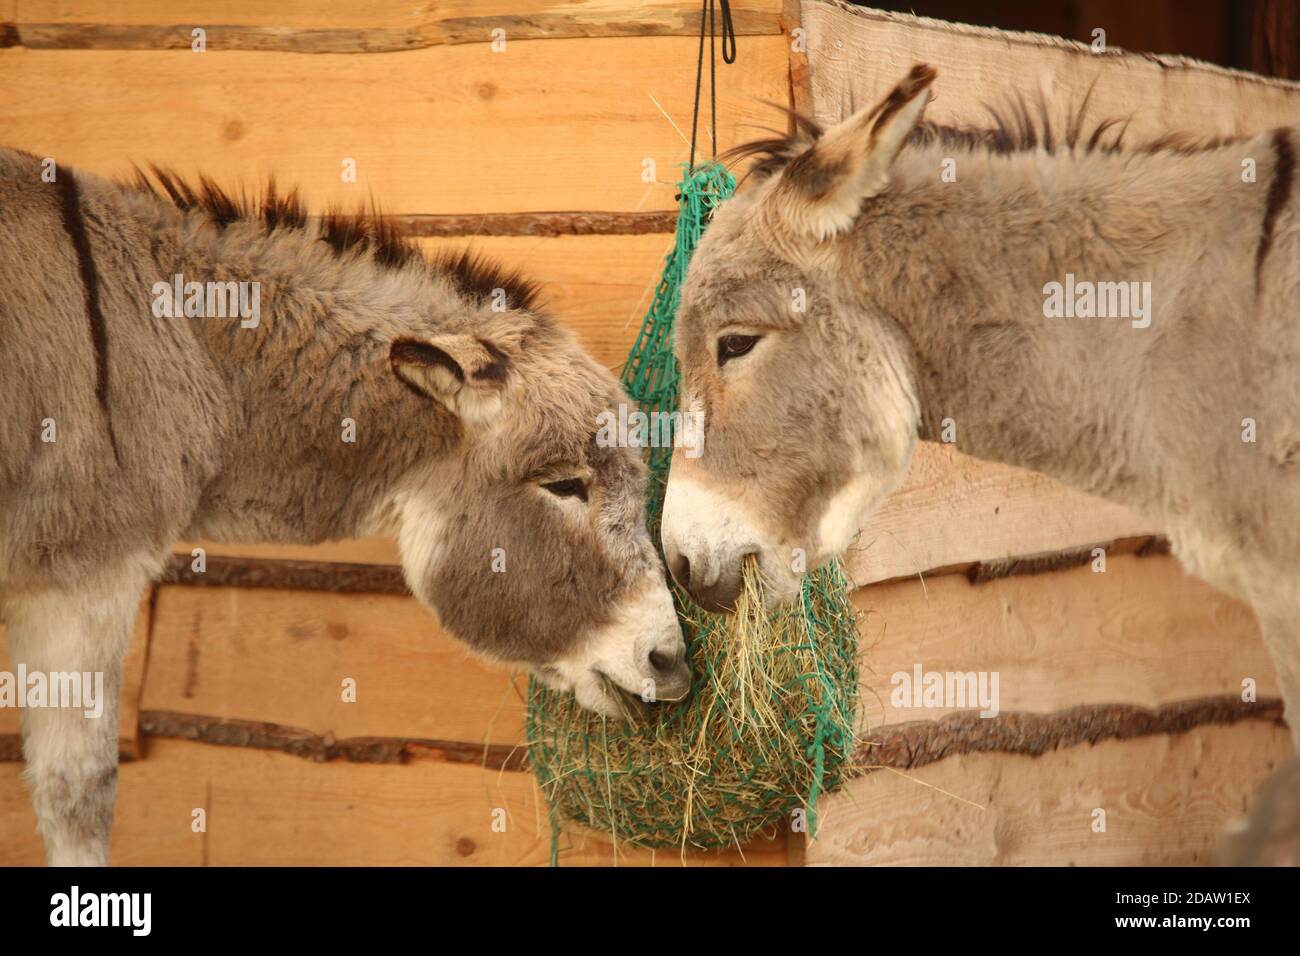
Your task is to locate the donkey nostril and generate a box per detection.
[670,554,691,590]
[648,648,677,675]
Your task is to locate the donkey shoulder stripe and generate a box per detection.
[55,169,121,464]
[1257,127,1295,293]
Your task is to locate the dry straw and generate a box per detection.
[527,559,860,856]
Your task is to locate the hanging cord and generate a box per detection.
[688,0,737,171]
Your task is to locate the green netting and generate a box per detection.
[525,163,861,861]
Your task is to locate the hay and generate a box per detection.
[526,560,860,854]
[525,162,861,859]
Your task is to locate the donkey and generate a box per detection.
[0,149,690,865]
[660,65,1299,751]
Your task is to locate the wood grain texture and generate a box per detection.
[0,737,787,866]
[843,443,1156,587]
[855,553,1277,728]
[0,37,790,215]
[807,720,1294,866]
[801,0,1300,136]
[140,584,530,751]
[0,593,152,761]
[12,1,784,49]
[781,0,812,117]
[173,537,402,567]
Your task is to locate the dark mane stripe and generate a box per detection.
[130,167,541,312]
[431,247,541,314]
[57,169,122,465]
[1256,128,1295,292]
[723,93,1248,181]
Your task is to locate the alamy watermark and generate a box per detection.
[890,663,1000,718]
[0,667,104,718]
[152,273,261,328]
[50,886,151,936]
[1043,273,1152,329]
[596,403,705,459]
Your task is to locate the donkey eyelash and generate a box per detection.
[541,477,589,502]
[717,333,761,366]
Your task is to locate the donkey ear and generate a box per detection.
[772,64,936,240]
[390,335,509,425]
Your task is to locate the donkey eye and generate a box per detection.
[541,478,588,502]
[717,334,760,366]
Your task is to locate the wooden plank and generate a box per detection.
[855,553,1277,727]
[807,720,1294,865]
[0,592,152,761]
[845,444,1156,587]
[0,737,787,865]
[140,584,530,750]
[781,0,813,117]
[0,37,790,215]
[174,537,401,567]
[13,2,784,49]
[801,0,1300,138]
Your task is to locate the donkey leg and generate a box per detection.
[1255,604,1300,751]
[3,575,144,866]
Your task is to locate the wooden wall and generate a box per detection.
[0,1,1294,866]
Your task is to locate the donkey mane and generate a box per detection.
[727,92,1249,182]
[128,165,542,312]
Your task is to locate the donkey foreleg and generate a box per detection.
[3,575,144,866]
[1255,604,1300,752]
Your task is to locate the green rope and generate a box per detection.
[527,163,860,861]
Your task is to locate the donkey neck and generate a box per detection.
[142,197,450,544]
[846,139,1249,507]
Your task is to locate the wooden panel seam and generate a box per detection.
[161,554,409,594]
[138,709,527,771]
[390,211,677,237]
[859,695,1287,771]
[3,11,787,53]
[161,534,1173,594]
[30,695,1269,776]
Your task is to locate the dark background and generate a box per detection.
[861,0,1299,78]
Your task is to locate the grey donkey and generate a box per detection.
[661,65,1298,847]
[0,149,690,865]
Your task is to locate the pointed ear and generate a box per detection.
[771,64,936,240]
[390,335,509,425]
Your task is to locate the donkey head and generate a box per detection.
[661,65,937,610]
[384,274,689,717]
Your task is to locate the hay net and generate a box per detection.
[525,163,860,860]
